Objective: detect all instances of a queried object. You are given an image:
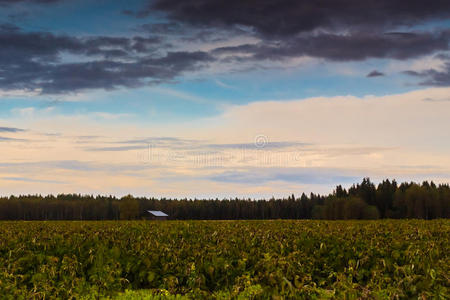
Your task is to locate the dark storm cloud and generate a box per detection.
[140,22,182,35]
[213,31,450,62]
[143,0,450,37]
[0,24,212,93]
[36,51,212,93]
[133,1,450,69]
[131,36,164,53]
[130,0,450,70]
[0,23,19,31]
[2,0,450,93]
[367,70,385,77]
[0,25,163,60]
[405,63,450,86]
[138,22,238,43]
[0,24,123,62]
[403,53,450,86]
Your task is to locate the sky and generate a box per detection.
[1,0,450,198]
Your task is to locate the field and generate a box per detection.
[0,220,448,299]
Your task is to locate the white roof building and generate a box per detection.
[147,210,168,217]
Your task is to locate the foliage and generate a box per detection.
[118,196,140,220]
[0,220,448,299]
[0,178,448,220]
[112,289,188,300]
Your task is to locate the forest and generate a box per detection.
[0,178,448,220]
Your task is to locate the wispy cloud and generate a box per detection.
[0,160,156,173]
[205,141,310,150]
[422,97,450,102]
[85,145,148,152]
[84,137,309,152]
[91,112,134,120]
[149,87,216,104]
[0,136,27,142]
[207,167,361,185]
[1,177,67,184]
[214,79,235,90]
[0,126,25,132]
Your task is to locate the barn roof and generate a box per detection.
[147,210,168,217]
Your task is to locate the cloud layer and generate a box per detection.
[0,0,449,93]
[0,24,212,93]
[1,88,449,197]
[405,55,450,86]
[147,0,450,36]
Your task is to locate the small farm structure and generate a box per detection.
[146,210,168,220]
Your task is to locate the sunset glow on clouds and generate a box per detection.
[1,0,450,197]
[1,88,450,197]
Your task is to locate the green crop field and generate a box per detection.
[0,220,448,299]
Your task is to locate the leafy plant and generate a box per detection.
[0,220,448,299]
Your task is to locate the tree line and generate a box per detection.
[0,178,448,220]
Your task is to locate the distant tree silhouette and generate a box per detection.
[0,179,448,220]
